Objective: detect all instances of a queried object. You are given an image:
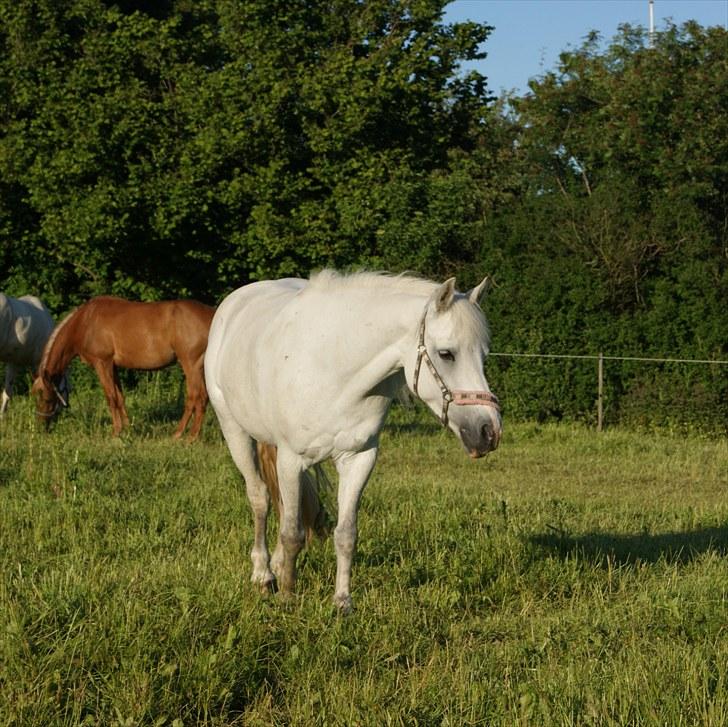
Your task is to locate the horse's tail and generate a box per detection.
[256,441,333,543]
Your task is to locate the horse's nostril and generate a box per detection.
[481,423,490,443]
[481,423,500,452]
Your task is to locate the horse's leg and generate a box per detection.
[216,413,275,590]
[174,357,206,440]
[331,446,379,614]
[0,363,16,415]
[114,368,130,428]
[271,446,306,599]
[92,360,127,435]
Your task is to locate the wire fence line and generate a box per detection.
[488,350,728,431]
[489,352,728,366]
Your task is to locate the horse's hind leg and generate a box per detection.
[172,392,194,439]
[1,364,16,415]
[216,414,276,590]
[174,357,207,440]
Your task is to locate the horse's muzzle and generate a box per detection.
[461,420,501,459]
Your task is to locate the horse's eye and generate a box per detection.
[438,350,455,362]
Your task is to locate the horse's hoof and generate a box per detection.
[333,593,353,616]
[252,574,277,595]
[259,579,277,596]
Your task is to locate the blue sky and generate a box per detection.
[443,0,728,95]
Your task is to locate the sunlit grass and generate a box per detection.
[1,378,727,725]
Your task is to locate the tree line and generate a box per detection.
[1,0,726,430]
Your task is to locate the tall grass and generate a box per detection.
[1,375,727,725]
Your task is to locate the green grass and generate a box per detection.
[1,378,727,725]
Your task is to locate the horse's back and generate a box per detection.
[18,295,50,313]
[208,279,306,361]
[74,296,215,369]
[81,296,212,331]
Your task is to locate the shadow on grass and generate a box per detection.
[530,525,728,566]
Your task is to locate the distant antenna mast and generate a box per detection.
[648,0,655,48]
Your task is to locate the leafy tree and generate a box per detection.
[0,0,506,308]
[484,22,728,429]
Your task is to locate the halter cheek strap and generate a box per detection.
[35,380,69,418]
[52,381,69,408]
[412,308,500,427]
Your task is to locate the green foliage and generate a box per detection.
[483,22,728,429]
[0,0,501,305]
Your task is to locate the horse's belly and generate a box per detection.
[0,336,35,366]
[0,344,31,365]
[112,350,176,369]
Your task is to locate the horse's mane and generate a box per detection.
[38,306,78,374]
[309,269,439,297]
[308,269,490,346]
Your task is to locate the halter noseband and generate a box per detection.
[412,307,500,427]
[36,380,68,418]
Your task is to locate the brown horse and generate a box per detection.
[33,296,215,439]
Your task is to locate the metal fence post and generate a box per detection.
[597,352,604,432]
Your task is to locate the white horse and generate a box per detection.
[204,270,502,613]
[0,293,57,415]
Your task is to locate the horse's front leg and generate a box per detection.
[271,447,306,599]
[332,446,378,614]
[92,359,127,435]
[0,363,16,415]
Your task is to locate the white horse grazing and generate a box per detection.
[0,293,56,415]
[205,270,502,613]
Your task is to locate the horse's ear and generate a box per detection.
[467,276,491,307]
[434,277,457,312]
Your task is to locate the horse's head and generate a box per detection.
[32,371,70,429]
[408,276,502,458]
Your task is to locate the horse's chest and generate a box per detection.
[332,425,379,454]
[331,398,391,453]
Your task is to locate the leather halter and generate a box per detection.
[36,380,68,418]
[412,307,500,427]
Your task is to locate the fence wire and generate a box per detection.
[489,352,728,366]
[488,350,728,430]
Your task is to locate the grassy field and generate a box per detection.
[1,376,727,726]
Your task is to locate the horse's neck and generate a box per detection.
[43,315,78,376]
[330,291,425,393]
